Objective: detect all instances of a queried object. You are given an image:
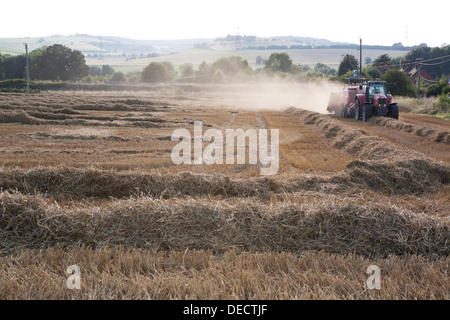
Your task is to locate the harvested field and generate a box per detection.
[0,86,448,300]
[332,113,450,164]
[368,116,450,144]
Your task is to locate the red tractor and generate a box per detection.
[327,73,399,121]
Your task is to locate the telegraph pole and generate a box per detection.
[359,38,362,76]
[24,43,30,94]
[416,59,422,98]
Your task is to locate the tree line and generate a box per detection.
[335,45,450,98]
[0,44,89,81]
[0,44,353,85]
[1,43,448,100]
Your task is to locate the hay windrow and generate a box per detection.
[284,107,450,194]
[0,111,46,125]
[18,132,139,142]
[0,167,282,199]
[284,107,417,160]
[1,161,447,199]
[0,109,166,128]
[368,116,450,144]
[347,159,450,194]
[0,192,447,258]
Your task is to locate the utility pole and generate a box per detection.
[24,43,30,94]
[416,59,422,98]
[359,38,362,76]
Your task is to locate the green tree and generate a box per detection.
[30,44,89,81]
[141,62,175,83]
[373,54,391,66]
[391,56,405,67]
[90,66,102,76]
[197,61,211,76]
[28,47,45,79]
[364,65,381,79]
[433,93,449,113]
[161,61,177,79]
[298,64,311,72]
[101,65,114,76]
[264,52,293,73]
[405,45,450,78]
[392,42,404,49]
[2,55,26,79]
[382,69,415,97]
[426,75,449,97]
[211,55,251,79]
[180,63,195,77]
[0,53,4,79]
[314,63,336,75]
[338,54,359,76]
[110,72,126,82]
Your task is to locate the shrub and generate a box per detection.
[426,75,448,97]
[433,93,450,113]
[382,70,415,97]
[141,62,176,83]
[110,72,126,83]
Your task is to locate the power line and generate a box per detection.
[416,54,450,63]
[371,54,450,69]
[421,59,450,66]
[395,55,450,67]
[371,55,450,71]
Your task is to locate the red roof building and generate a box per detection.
[407,67,433,84]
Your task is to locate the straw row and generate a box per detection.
[0,191,447,258]
[284,107,418,160]
[1,160,447,200]
[0,110,166,128]
[368,116,450,144]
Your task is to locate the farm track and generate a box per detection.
[0,90,448,300]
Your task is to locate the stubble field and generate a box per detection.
[0,83,448,299]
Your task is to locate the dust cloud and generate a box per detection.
[200,80,344,114]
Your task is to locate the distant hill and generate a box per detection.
[208,35,414,51]
[1,34,414,57]
[0,34,212,56]
[0,34,415,71]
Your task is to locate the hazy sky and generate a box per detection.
[1,0,448,47]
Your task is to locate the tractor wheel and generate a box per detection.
[362,103,372,122]
[389,104,399,120]
[354,100,361,120]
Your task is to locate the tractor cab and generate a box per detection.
[363,81,389,110]
[365,81,387,102]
